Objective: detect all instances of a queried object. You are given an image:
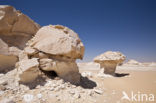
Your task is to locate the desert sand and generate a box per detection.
[79,63,156,103]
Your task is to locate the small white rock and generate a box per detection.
[71,85,76,88]
[73,93,81,99]
[45,81,52,87]
[94,89,103,94]
[0,91,4,96]
[37,93,42,99]
[23,94,34,102]
[82,72,92,77]
[0,74,4,77]
[54,87,60,92]
[50,87,54,91]
[69,90,75,95]
[51,84,57,88]
[60,85,65,89]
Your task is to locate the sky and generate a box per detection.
[0,0,156,62]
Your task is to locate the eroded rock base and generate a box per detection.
[100,61,117,75]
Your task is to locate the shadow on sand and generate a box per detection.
[40,70,97,89]
[114,73,129,77]
[20,70,58,89]
[79,76,97,89]
[20,76,47,89]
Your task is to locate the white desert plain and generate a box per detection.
[0,5,156,103]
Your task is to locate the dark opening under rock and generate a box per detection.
[41,70,58,79]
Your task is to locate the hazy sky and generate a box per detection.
[1,0,156,62]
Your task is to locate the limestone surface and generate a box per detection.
[27,25,84,59]
[0,5,40,72]
[16,58,40,83]
[0,5,40,49]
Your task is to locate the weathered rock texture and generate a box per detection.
[0,38,21,72]
[94,51,126,75]
[0,5,40,72]
[17,25,84,84]
[27,25,84,59]
[16,58,40,83]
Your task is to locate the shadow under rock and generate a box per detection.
[40,69,58,79]
[114,73,129,77]
[79,76,97,89]
[0,66,15,74]
[20,69,97,89]
[40,69,97,88]
[20,76,47,89]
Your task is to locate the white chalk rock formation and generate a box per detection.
[94,51,126,75]
[18,25,84,84]
[0,5,40,72]
[148,62,156,66]
[124,59,141,66]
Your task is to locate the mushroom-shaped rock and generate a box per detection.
[19,25,84,84]
[27,25,84,59]
[0,5,40,72]
[94,51,126,75]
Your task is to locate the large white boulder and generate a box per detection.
[0,5,40,72]
[0,5,40,49]
[27,25,84,59]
